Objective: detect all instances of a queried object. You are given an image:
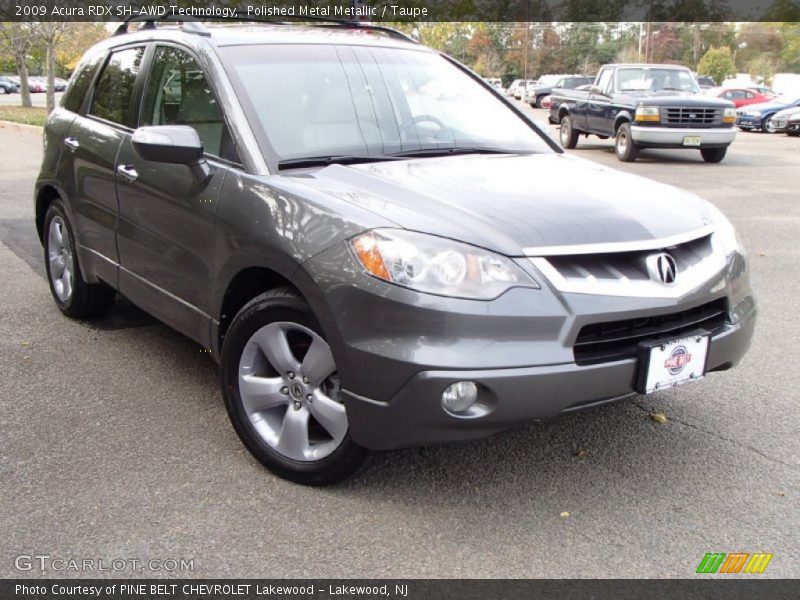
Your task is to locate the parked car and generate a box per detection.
[507,78,536,99]
[735,94,800,132]
[27,77,46,93]
[696,75,716,90]
[768,107,800,134]
[785,111,800,136]
[484,77,503,93]
[747,85,776,98]
[0,76,19,94]
[550,63,737,162]
[525,75,580,108]
[54,77,69,92]
[36,21,755,485]
[547,77,595,120]
[706,87,771,108]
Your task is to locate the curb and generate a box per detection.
[0,120,43,134]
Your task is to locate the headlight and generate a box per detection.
[723,107,736,123]
[350,229,537,299]
[705,203,744,257]
[635,105,660,122]
[746,109,761,117]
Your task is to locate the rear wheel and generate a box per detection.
[559,115,579,149]
[43,200,116,318]
[701,147,727,163]
[535,95,545,108]
[0,87,6,95]
[221,288,367,486]
[614,123,639,162]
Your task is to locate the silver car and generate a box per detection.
[35,19,755,485]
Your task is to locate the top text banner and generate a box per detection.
[2,0,799,22]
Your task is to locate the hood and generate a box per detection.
[622,90,733,107]
[279,153,712,257]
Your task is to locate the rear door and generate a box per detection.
[57,45,146,286]
[115,44,237,345]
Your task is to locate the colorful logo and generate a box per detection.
[696,552,773,574]
[664,345,692,374]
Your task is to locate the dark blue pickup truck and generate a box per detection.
[549,64,737,162]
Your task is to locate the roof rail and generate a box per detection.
[114,15,211,37]
[113,14,416,44]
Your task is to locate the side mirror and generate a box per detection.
[589,85,604,96]
[131,125,210,184]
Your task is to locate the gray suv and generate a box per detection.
[35,20,756,485]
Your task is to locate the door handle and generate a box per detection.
[63,137,79,152]
[117,164,138,183]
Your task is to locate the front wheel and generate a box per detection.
[535,95,545,108]
[221,288,367,486]
[559,115,579,149]
[701,147,727,163]
[0,87,6,95]
[615,123,639,162]
[762,116,777,133]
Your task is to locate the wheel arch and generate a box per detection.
[35,183,64,243]
[614,112,633,133]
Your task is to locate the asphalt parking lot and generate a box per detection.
[0,110,798,579]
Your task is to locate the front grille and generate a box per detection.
[546,235,713,286]
[574,298,727,365]
[661,107,722,127]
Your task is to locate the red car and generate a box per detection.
[707,87,771,108]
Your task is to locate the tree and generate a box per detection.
[37,23,66,113]
[0,23,39,108]
[747,55,782,87]
[697,46,736,86]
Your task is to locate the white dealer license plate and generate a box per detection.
[683,136,702,146]
[640,334,710,394]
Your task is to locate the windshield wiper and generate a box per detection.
[389,147,524,158]
[277,155,401,170]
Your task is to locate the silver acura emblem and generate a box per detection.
[646,253,678,285]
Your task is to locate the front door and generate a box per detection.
[115,44,238,345]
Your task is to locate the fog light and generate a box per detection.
[441,381,478,413]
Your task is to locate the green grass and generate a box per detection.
[0,106,47,127]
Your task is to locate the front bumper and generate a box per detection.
[343,307,755,450]
[630,125,736,148]
[735,115,761,129]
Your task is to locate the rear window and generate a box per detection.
[62,52,102,113]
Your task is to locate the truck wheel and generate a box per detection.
[700,147,727,163]
[221,287,367,486]
[559,115,579,149]
[615,123,639,162]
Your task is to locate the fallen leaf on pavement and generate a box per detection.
[650,412,668,424]
[575,449,589,458]
[560,511,570,519]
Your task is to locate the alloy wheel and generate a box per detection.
[47,216,74,302]
[238,321,347,462]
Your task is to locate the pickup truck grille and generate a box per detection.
[574,298,727,365]
[661,107,722,127]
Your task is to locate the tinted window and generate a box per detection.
[141,46,236,161]
[89,46,145,127]
[62,53,102,113]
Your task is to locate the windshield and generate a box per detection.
[616,68,699,93]
[221,44,552,164]
[774,95,800,105]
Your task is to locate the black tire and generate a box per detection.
[614,123,639,162]
[786,128,799,137]
[559,114,579,149]
[700,147,727,163]
[535,95,546,108]
[761,115,777,133]
[43,200,116,318]
[221,287,367,486]
[0,87,7,95]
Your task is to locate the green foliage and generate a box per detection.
[697,46,737,85]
